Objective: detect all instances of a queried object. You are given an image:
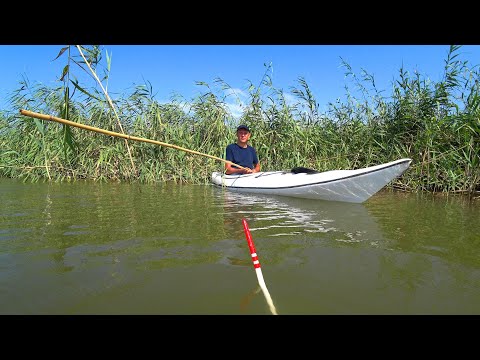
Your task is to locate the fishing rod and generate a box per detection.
[19,109,248,171]
[242,218,278,315]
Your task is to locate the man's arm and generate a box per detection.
[225,161,251,174]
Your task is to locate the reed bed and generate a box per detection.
[1,45,479,199]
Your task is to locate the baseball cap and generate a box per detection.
[237,125,250,132]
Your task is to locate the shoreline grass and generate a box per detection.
[1,45,479,200]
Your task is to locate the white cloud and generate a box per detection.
[283,92,298,107]
[224,87,248,102]
[225,102,244,119]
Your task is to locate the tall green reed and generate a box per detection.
[1,45,478,198]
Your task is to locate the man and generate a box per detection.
[225,125,261,174]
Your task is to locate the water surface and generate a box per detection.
[1,178,479,314]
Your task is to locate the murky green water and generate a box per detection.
[1,178,479,314]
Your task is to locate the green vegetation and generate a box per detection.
[1,45,479,198]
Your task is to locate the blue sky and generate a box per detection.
[1,45,479,118]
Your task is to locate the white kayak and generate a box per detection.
[211,158,412,203]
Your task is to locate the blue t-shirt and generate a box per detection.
[225,143,259,169]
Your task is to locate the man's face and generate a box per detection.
[237,130,250,141]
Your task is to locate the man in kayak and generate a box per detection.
[225,125,261,175]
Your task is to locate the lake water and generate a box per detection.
[1,178,479,315]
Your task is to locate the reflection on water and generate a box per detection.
[367,191,480,268]
[212,188,384,246]
[1,178,480,314]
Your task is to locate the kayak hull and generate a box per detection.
[211,158,412,203]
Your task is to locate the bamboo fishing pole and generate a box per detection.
[19,109,248,171]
